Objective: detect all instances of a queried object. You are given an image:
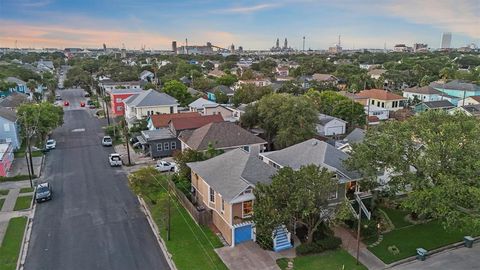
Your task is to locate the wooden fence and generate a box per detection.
[166,179,212,226]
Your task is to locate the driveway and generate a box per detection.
[390,244,480,270]
[24,88,170,270]
[216,241,280,270]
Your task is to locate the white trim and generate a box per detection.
[241,200,253,219]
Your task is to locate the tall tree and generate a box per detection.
[232,84,272,106]
[162,80,192,106]
[346,110,480,232]
[254,165,338,244]
[17,102,64,144]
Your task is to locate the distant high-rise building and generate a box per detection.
[172,41,177,54]
[103,43,107,52]
[276,38,280,49]
[413,43,428,52]
[283,38,288,49]
[441,32,452,49]
[230,44,235,52]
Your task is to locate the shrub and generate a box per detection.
[296,242,318,255]
[317,236,342,251]
[295,236,342,256]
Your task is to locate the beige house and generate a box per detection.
[357,89,407,112]
[188,149,277,246]
[124,89,178,126]
[457,96,480,107]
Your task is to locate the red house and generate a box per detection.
[110,88,144,116]
[0,143,13,176]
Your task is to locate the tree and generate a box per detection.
[346,110,480,232]
[242,93,317,149]
[128,167,163,203]
[240,69,255,80]
[214,90,229,104]
[203,61,214,71]
[17,102,64,145]
[277,81,303,95]
[26,79,37,93]
[143,82,157,90]
[254,165,338,245]
[162,80,192,106]
[232,84,272,106]
[216,74,237,87]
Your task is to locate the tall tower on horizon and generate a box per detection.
[441,32,452,49]
[276,38,280,49]
[283,38,288,49]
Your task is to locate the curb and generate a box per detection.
[384,236,480,269]
[137,196,177,270]
[16,202,36,270]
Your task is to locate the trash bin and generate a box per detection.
[464,236,474,248]
[416,248,428,261]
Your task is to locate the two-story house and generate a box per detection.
[403,86,457,104]
[0,107,21,149]
[99,80,143,94]
[124,89,178,127]
[430,80,480,101]
[147,112,200,130]
[188,149,277,247]
[357,89,407,112]
[110,88,144,116]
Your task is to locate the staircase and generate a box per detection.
[273,226,293,252]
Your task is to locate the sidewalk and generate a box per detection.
[334,226,386,270]
[114,144,156,173]
[8,156,43,177]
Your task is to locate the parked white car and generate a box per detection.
[109,153,122,167]
[155,160,177,172]
[45,139,56,150]
[102,136,113,146]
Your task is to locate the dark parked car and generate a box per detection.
[35,182,53,203]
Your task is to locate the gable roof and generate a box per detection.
[261,139,360,180]
[403,86,442,95]
[345,128,366,144]
[421,100,455,109]
[0,93,28,108]
[431,80,480,92]
[466,96,480,103]
[318,113,347,126]
[124,89,178,107]
[140,70,154,77]
[187,149,277,203]
[312,73,337,82]
[5,77,26,85]
[179,122,266,151]
[0,107,17,122]
[212,85,234,95]
[188,98,218,109]
[357,89,405,101]
[149,112,200,128]
[457,104,480,116]
[170,114,224,131]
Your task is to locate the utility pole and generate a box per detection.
[27,138,35,176]
[123,119,131,166]
[24,148,33,188]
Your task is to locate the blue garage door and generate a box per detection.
[234,224,252,245]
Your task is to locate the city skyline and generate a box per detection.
[0,0,479,50]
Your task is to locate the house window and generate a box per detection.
[116,106,123,111]
[156,143,162,151]
[329,189,338,200]
[5,138,11,143]
[3,123,10,132]
[381,102,385,108]
[242,145,250,152]
[164,142,170,150]
[116,98,122,103]
[377,101,380,107]
[243,200,253,218]
[171,141,176,149]
[209,187,215,203]
[221,199,225,213]
[371,100,375,105]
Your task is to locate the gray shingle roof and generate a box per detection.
[110,88,144,95]
[345,128,366,144]
[124,89,178,107]
[422,100,455,109]
[212,85,234,95]
[0,107,17,122]
[179,122,266,151]
[140,128,175,141]
[431,80,480,92]
[261,139,360,180]
[5,77,26,85]
[403,86,442,95]
[188,98,218,110]
[0,93,28,108]
[187,149,277,202]
[318,113,347,126]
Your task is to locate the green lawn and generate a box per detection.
[0,199,4,210]
[277,250,367,270]
[13,150,43,158]
[368,220,473,264]
[13,196,32,211]
[147,190,227,270]
[381,207,412,229]
[0,190,9,196]
[0,175,36,183]
[19,188,34,194]
[0,217,28,270]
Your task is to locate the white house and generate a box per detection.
[403,86,455,103]
[457,96,480,107]
[357,89,407,112]
[316,114,347,136]
[124,89,178,126]
[367,105,390,120]
[188,98,218,114]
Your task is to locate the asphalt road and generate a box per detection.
[24,89,170,270]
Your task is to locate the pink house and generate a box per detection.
[0,143,13,176]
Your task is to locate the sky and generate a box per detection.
[0,0,478,50]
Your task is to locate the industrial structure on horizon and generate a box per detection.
[270,38,294,52]
[172,39,243,55]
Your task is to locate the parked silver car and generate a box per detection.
[102,136,113,146]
